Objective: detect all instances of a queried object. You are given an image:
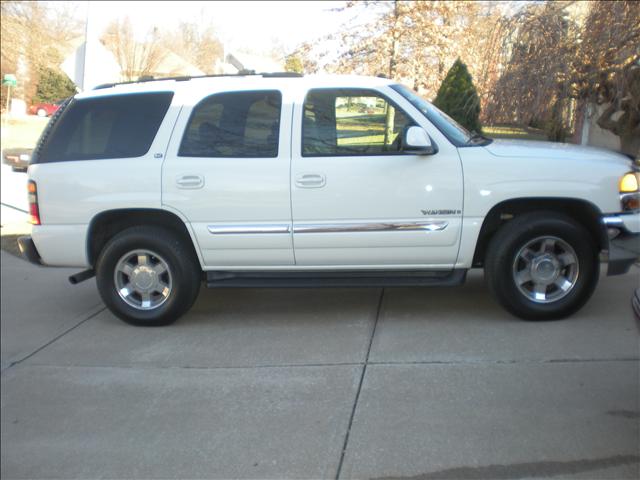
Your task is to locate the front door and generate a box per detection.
[162,88,294,268]
[290,87,463,268]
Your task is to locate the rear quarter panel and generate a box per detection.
[28,101,182,267]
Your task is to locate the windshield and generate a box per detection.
[390,84,476,146]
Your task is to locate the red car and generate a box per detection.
[29,101,62,117]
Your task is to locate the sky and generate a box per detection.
[73,0,356,57]
[51,0,526,72]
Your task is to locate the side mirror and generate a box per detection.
[404,126,436,155]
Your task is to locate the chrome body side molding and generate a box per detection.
[293,221,449,234]
[208,224,291,235]
[207,221,449,235]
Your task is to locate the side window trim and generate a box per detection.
[178,89,283,159]
[301,87,418,158]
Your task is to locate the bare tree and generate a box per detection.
[331,1,413,78]
[159,19,223,74]
[286,42,321,74]
[484,0,640,150]
[1,0,82,102]
[327,0,502,102]
[281,0,639,153]
[596,63,640,156]
[102,17,163,81]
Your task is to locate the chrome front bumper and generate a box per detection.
[602,214,639,276]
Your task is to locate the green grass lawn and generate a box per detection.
[337,113,551,143]
[483,125,548,141]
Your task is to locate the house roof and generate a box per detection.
[153,50,204,77]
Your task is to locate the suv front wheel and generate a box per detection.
[96,226,201,326]
[485,212,599,320]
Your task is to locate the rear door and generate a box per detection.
[162,87,294,268]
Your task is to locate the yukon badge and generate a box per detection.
[421,209,462,216]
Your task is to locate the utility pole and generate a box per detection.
[81,0,100,91]
[80,0,90,91]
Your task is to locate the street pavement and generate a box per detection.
[1,250,638,479]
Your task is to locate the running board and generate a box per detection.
[206,269,467,288]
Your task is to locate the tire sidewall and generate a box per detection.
[96,227,199,326]
[488,215,599,320]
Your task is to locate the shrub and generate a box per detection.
[433,59,482,133]
[33,67,77,104]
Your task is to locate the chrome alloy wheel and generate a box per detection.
[114,249,173,310]
[512,236,579,304]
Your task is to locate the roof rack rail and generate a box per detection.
[262,72,304,78]
[93,71,304,90]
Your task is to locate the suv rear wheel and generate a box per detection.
[96,226,201,326]
[485,212,599,320]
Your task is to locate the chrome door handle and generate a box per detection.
[176,175,204,189]
[295,174,326,188]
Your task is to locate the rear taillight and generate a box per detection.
[27,180,40,225]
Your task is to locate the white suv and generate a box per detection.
[18,73,639,326]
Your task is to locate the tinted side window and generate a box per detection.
[37,92,173,162]
[179,91,281,158]
[302,89,415,157]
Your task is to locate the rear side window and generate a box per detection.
[36,92,173,162]
[179,90,281,158]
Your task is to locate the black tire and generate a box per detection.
[485,212,599,320]
[95,226,201,326]
[633,288,640,321]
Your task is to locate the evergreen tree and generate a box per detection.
[433,59,482,133]
[34,67,77,103]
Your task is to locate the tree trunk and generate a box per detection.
[620,130,640,158]
[388,0,400,78]
[597,103,640,157]
[619,110,640,157]
[384,104,395,147]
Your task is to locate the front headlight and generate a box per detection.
[619,172,639,193]
[619,172,640,212]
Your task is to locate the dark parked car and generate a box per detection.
[2,148,32,172]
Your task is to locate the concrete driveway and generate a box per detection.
[1,250,638,479]
[0,164,28,220]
